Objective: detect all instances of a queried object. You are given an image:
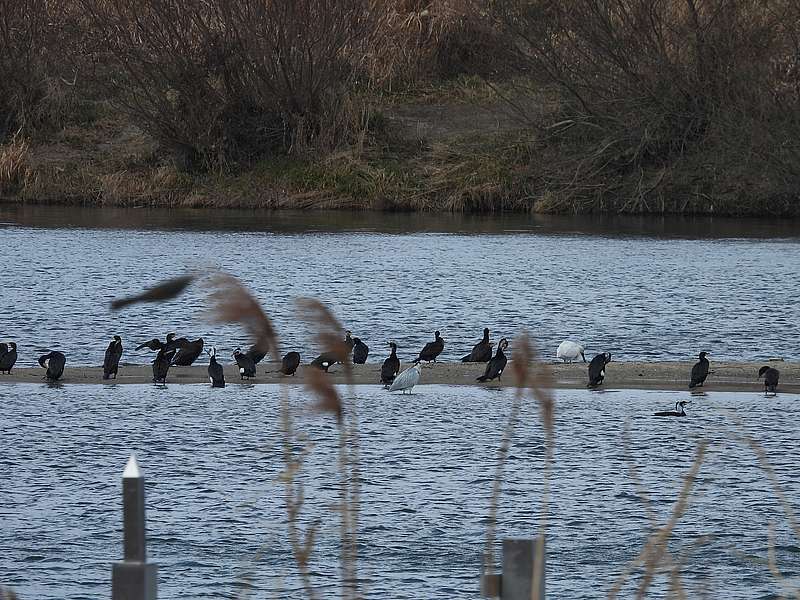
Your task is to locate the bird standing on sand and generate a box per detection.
[207,347,225,388]
[689,351,710,388]
[389,363,421,393]
[103,336,123,380]
[381,342,400,386]
[233,348,256,379]
[557,340,586,363]
[247,344,268,365]
[311,352,338,372]
[587,352,612,388]
[38,351,66,381]
[152,345,175,383]
[758,365,780,395]
[655,401,687,417]
[171,337,204,366]
[477,338,509,383]
[0,342,17,374]
[353,337,369,364]
[281,351,301,376]
[462,328,493,362]
[414,331,444,363]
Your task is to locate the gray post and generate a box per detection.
[112,454,158,600]
[481,537,545,600]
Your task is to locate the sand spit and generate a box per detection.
[0,361,797,393]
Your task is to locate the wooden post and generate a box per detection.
[112,455,158,600]
[481,537,545,600]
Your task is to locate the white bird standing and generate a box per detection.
[388,363,421,393]
[556,340,586,363]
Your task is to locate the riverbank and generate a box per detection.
[2,76,799,216]
[1,361,796,392]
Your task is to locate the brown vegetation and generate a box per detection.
[1,0,799,214]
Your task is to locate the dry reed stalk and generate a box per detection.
[295,297,361,599]
[608,441,707,599]
[0,135,32,193]
[279,387,320,600]
[621,421,691,598]
[207,273,279,361]
[482,332,553,600]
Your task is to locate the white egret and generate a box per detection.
[556,340,585,363]
[388,363,421,393]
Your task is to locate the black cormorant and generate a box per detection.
[381,342,400,386]
[135,338,164,351]
[152,346,175,383]
[758,365,780,395]
[171,337,204,366]
[247,344,268,365]
[477,338,508,382]
[103,336,123,380]
[414,331,445,363]
[233,348,256,379]
[462,328,492,362]
[281,351,301,376]
[0,342,17,374]
[689,352,710,388]
[655,401,687,417]
[310,352,338,372]
[353,338,369,364]
[587,352,612,388]
[207,347,225,388]
[38,351,66,381]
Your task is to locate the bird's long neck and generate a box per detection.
[482,331,489,343]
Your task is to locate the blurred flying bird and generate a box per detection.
[110,274,195,310]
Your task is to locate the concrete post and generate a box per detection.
[481,537,545,600]
[112,455,158,600]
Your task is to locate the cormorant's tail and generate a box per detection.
[461,354,472,362]
[476,375,489,382]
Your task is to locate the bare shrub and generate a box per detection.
[494,0,800,213]
[79,0,380,171]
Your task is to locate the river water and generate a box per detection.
[1,207,799,366]
[0,383,798,599]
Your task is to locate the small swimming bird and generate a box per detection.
[310,352,338,372]
[689,351,710,388]
[556,340,586,363]
[171,337,204,366]
[414,331,444,363]
[389,363,421,393]
[233,348,256,379]
[280,351,301,376]
[758,365,780,395]
[353,337,369,364]
[381,342,400,386]
[0,342,17,374]
[152,346,175,383]
[655,401,687,417]
[587,352,612,388]
[477,338,509,382]
[38,351,66,381]
[462,328,493,362]
[103,336,123,380]
[207,347,225,388]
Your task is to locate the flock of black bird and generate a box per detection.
[0,332,784,409]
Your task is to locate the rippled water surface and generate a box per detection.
[1,384,799,598]
[1,207,799,365]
